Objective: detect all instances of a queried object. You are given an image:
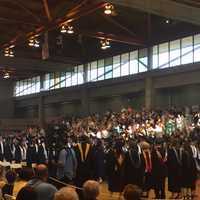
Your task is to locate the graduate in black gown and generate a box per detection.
[151,140,167,199]
[37,137,48,164]
[26,138,38,167]
[14,139,22,163]
[48,140,58,178]
[167,140,183,199]
[124,140,145,188]
[0,136,5,161]
[4,137,13,162]
[140,141,153,198]
[106,139,125,193]
[94,139,105,183]
[181,141,197,199]
[75,135,95,188]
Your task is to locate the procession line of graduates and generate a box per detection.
[0,133,200,199]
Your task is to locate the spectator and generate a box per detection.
[16,186,37,200]
[54,187,79,200]
[123,184,142,200]
[83,180,100,200]
[27,164,57,200]
[2,170,17,198]
[13,167,34,197]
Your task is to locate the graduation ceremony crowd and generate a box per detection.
[0,107,200,200]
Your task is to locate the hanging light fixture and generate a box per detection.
[104,3,114,15]
[3,72,10,79]
[28,38,34,46]
[66,26,74,34]
[60,24,74,34]
[61,25,67,33]
[100,39,111,50]
[34,39,40,47]
[28,36,40,48]
[4,45,15,57]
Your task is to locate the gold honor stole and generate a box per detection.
[143,150,152,173]
[78,143,90,162]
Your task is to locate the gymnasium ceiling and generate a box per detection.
[0,0,200,79]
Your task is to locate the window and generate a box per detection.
[14,76,40,96]
[60,72,66,88]
[97,59,104,80]
[153,46,158,69]
[90,61,98,81]
[139,48,148,72]
[105,57,113,79]
[55,72,60,89]
[130,50,138,74]
[78,65,84,84]
[87,63,91,82]
[113,55,120,78]
[170,39,181,67]
[71,66,78,86]
[15,81,20,96]
[44,74,50,90]
[121,53,129,76]
[50,73,55,89]
[31,77,36,93]
[27,78,31,94]
[36,76,40,92]
[159,42,169,68]
[194,34,200,62]
[66,71,72,87]
[181,36,193,64]
[15,33,200,97]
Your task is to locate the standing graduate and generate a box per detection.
[37,137,48,164]
[181,141,197,199]
[140,141,153,198]
[106,139,125,193]
[124,140,145,188]
[151,140,167,199]
[57,138,77,184]
[26,138,38,167]
[48,140,58,178]
[93,139,105,183]
[0,136,5,161]
[4,137,13,162]
[75,135,95,188]
[167,139,183,199]
[14,138,22,163]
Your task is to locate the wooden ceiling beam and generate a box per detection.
[0,17,40,26]
[81,30,145,46]
[101,14,137,37]
[1,2,107,48]
[42,0,52,21]
[11,0,43,23]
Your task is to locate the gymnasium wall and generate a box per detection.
[1,62,200,128]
